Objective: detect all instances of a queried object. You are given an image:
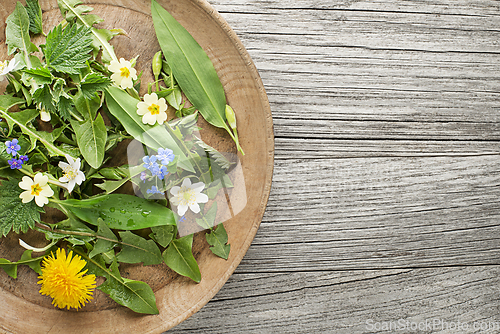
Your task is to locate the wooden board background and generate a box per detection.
[166,0,500,333]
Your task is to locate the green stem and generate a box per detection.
[164,122,204,176]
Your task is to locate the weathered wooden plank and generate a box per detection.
[169,266,500,333]
[234,154,500,272]
[206,1,500,140]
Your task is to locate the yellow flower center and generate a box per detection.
[120,66,130,78]
[179,187,196,206]
[0,61,6,72]
[62,166,76,181]
[31,183,42,196]
[148,103,160,115]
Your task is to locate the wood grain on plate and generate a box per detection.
[0,0,273,333]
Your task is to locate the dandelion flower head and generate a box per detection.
[38,248,96,310]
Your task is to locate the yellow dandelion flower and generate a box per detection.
[37,248,96,310]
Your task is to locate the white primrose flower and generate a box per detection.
[58,154,85,193]
[19,173,54,207]
[108,58,137,89]
[169,178,209,216]
[136,93,168,125]
[0,58,19,82]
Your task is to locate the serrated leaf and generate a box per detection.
[23,68,53,86]
[89,218,117,258]
[116,231,163,265]
[80,72,111,99]
[206,224,230,260]
[43,23,92,74]
[58,95,73,121]
[194,135,233,170]
[26,0,43,35]
[0,177,41,236]
[163,234,201,283]
[32,85,56,112]
[71,113,107,169]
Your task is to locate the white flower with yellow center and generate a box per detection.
[58,154,85,193]
[19,173,54,207]
[0,58,18,82]
[169,178,209,216]
[108,58,137,89]
[136,93,168,125]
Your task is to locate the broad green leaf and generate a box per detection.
[56,194,176,230]
[0,259,17,278]
[0,93,26,112]
[23,68,53,86]
[71,114,107,169]
[163,234,201,283]
[94,178,129,194]
[80,72,111,99]
[151,1,229,133]
[116,231,163,265]
[5,2,34,57]
[0,176,41,236]
[42,24,92,74]
[206,224,231,260]
[84,255,159,314]
[150,225,176,248]
[25,0,43,35]
[74,91,100,120]
[104,86,194,172]
[20,250,43,274]
[165,87,182,110]
[89,218,117,258]
[0,105,37,137]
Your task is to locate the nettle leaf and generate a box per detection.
[23,68,53,86]
[0,177,42,237]
[163,234,201,283]
[32,85,56,112]
[80,72,111,99]
[116,231,163,266]
[43,23,92,74]
[26,0,43,35]
[57,0,117,64]
[194,135,233,170]
[206,224,231,260]
[71,114,107,169]
[85,254,159,314]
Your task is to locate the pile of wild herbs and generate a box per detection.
[0,0,241,314]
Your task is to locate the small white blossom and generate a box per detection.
[19,173,54,207]
[108,58,137,89]
[0,58,19,82]
[40,108,51,122]
[169,178,209,216]
[58,154,85,193]
[136,93,168,125]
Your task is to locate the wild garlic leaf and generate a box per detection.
[80,72,112,99]
[163,234,201,283]
[43,24,92,74]
[206,224,231,260]
[0,177,42,237]
[25,0,43,35]
[116,231,163,266]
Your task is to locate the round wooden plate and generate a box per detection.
[0,0,274,333]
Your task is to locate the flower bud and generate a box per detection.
[152,51,162,78]
[225,105,237,129]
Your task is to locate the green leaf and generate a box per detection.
[84,254,159,314]
[32,85,56,112]
[74,91,100,120]
[94,178,129,194]
[165,87,182,110]
[25,0,43,35]
[196,202,217,230]
[6,2,34,56]
[23,68,53,86]
[151,1,231,135]
[150,225,176,248]
[42,23,92,74]
[163,234,201,283]
[20,250,43,274]
[80,72,111,99]
[56,194,176,230]
[0,93,26,112]
[104,86,194,172]
[116,231,163,265]
[57,0,118,64]
[194,135,233,170]
[206,224,231,260]
[0,176,41,236]
[71,113,107,169]
[88,218,117,258]
[0,258,18,278]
